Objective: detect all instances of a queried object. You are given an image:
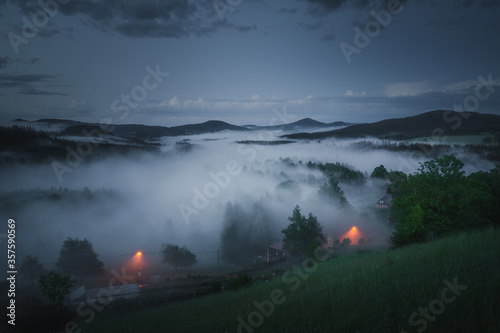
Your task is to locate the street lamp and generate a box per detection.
[136,251,142,277]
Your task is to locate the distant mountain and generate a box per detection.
[14,117,350,140]
[11,118,84,132]
[59,120,248,139]
[283,110,500,140]
[245,118,352,131]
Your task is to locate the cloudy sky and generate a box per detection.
[0,0,499,126]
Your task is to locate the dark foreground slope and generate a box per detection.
[285,110,500,140]
[79,228,499,333]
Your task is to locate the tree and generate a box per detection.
[282,205,325,256]
[20,255,46,285]
[371,164,389,178]
[160,243,197,271]
[390,156,498,247]
[386,170,407,195]
[38,270,74,307]
[249,201,274,258]
[220,201,276,265]
[56,238,104,277]
[341,238,352,247]
[318,177,349,207]
[220,202,253,265]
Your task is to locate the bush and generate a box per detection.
[341,238,351,247]
[227,273,252,291]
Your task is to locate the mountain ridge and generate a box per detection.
[282,110,500,140]
[11,117,351,139]
[10,110,500,141]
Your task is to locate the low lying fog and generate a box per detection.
[0,128,495,273]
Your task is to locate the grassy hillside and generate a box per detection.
[80,227,499,333]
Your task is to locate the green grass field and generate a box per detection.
[80,228,500,333]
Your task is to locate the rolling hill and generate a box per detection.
[60,120,248,139]
[245,118,352,131]
[283,110,500,140]
[11,117,351,140]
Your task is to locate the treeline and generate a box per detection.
[389,155,500,247]
[305,161,366,186]
[0,187,120,213]
[354,140,500,161]
[0,125,159,165]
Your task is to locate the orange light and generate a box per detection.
[136,251,142,256]
[352,227,357,231]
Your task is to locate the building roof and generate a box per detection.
[375,195,392,206]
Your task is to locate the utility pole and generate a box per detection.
[217,249,220,268]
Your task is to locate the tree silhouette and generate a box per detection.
[56,238,104,277]
[318,177,349,207]
[160,243,197,271]
[282,205,325,256]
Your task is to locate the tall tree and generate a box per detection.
[220,202,253,265]
[250,200,275,257]
[56,238,104,277]
[160,243,197,271]
[282,205,325,256]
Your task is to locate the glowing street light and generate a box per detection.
[136,251,142,277]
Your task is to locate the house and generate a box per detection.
[267,242,287,261]
[375,195,392,209]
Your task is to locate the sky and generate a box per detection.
[0,0,500,126]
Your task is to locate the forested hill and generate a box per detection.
[283,110,500,140]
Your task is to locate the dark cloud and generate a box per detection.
[0,56,42,68]
[301,0,412,16]
[3,0,257,39]
[301,0,370,16]
[17,86,67,96]
[0,73,68,95]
